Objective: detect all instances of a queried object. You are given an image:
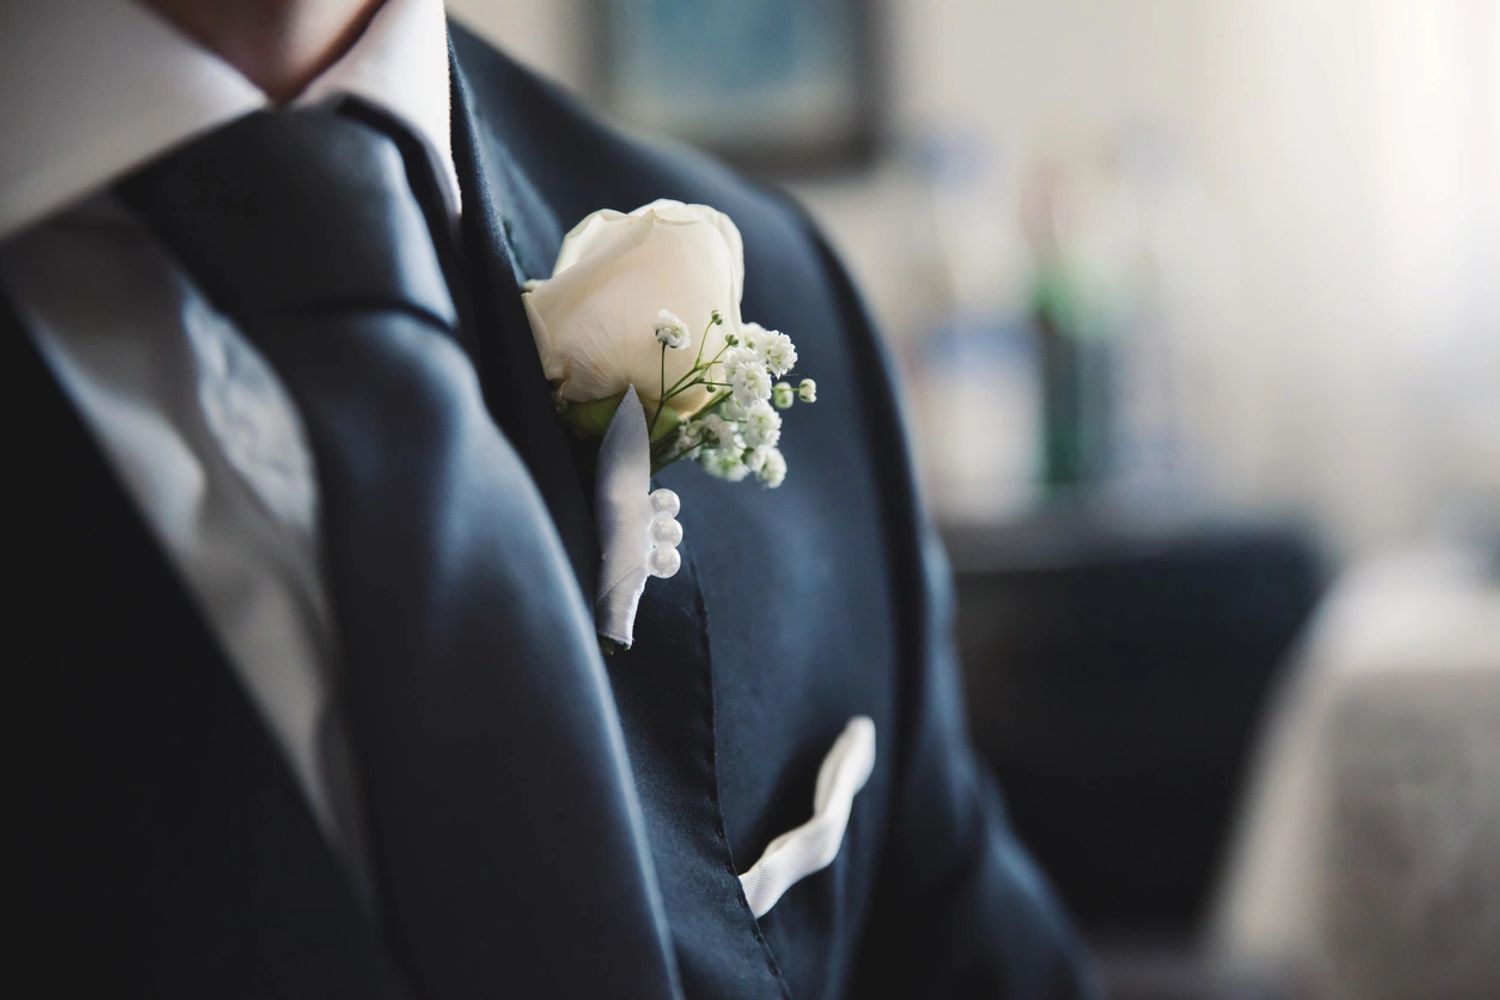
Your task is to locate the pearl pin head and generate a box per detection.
[647,488,683,579]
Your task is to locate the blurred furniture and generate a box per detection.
[1213,548,1500,1000]
[946,506,1324,936]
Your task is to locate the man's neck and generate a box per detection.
[138,0,386,103]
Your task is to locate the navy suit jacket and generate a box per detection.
[3,24,1095,1000]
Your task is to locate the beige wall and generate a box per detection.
[451,0,1500,557]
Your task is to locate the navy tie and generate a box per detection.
[120,108,678,999]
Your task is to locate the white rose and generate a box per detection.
[522,199,745,419]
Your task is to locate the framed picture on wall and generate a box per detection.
[587,0,883,175]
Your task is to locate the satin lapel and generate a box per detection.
[447,45,597,598]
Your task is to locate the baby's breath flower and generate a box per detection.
[742,400,782,449]
[798,377,817,403]
[757,447,787,488]
[720,396,749,421]
[730,363,773,407]
[772,381,795,410]
[740,321,768,355]
[701,446,750,482]
[744,445,771,473]
[653,308,691,350]
[722,346,759,380]
[697,413,741,449]
[762,331,798,377]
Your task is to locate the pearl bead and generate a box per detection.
[649,488,681,517]
[648,545,681,579]
[650,516,683,547]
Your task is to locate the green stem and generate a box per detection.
[650,322,727,435]
[648,342,667,434]
[690,315,718,370]
[660,338,733,402]
[655,378,735,413]
[650,389,734,473]
[653,435,702,471]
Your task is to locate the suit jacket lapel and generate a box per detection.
[447,43,598,599]
[5,303,411,998]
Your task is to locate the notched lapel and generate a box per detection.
[446,54,561,284]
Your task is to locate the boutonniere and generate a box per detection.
[522,199,817,650]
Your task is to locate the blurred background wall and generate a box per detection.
[453,0,1500,559]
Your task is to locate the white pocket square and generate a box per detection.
[738,716,876,919]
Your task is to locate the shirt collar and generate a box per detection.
[0,0,458,243]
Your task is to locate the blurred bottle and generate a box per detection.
[1020,154,1120,497]
[1018,124,1198,510]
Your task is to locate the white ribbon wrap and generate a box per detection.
[593,386,663,647]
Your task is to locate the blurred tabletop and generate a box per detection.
[1212,547,1500,999]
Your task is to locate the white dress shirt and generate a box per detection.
[0,0,458,879]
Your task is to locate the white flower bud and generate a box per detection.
[697,413,741,449]
[700,446,750,482]
[798,378,817,403]
[772,381,794,409]
[730,364,773,408]
[762,331,798,377]
[744,445,771,473]
[722,346,758,380]
[653,308,691,350]
[742,400,782,449]
[522,200,743,420]
[719,396,749,422]
[757,447,787,488]
[740,321,768,355]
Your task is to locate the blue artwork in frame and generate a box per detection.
[590,0,882,174]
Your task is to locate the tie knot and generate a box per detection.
[119,107,457,329]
